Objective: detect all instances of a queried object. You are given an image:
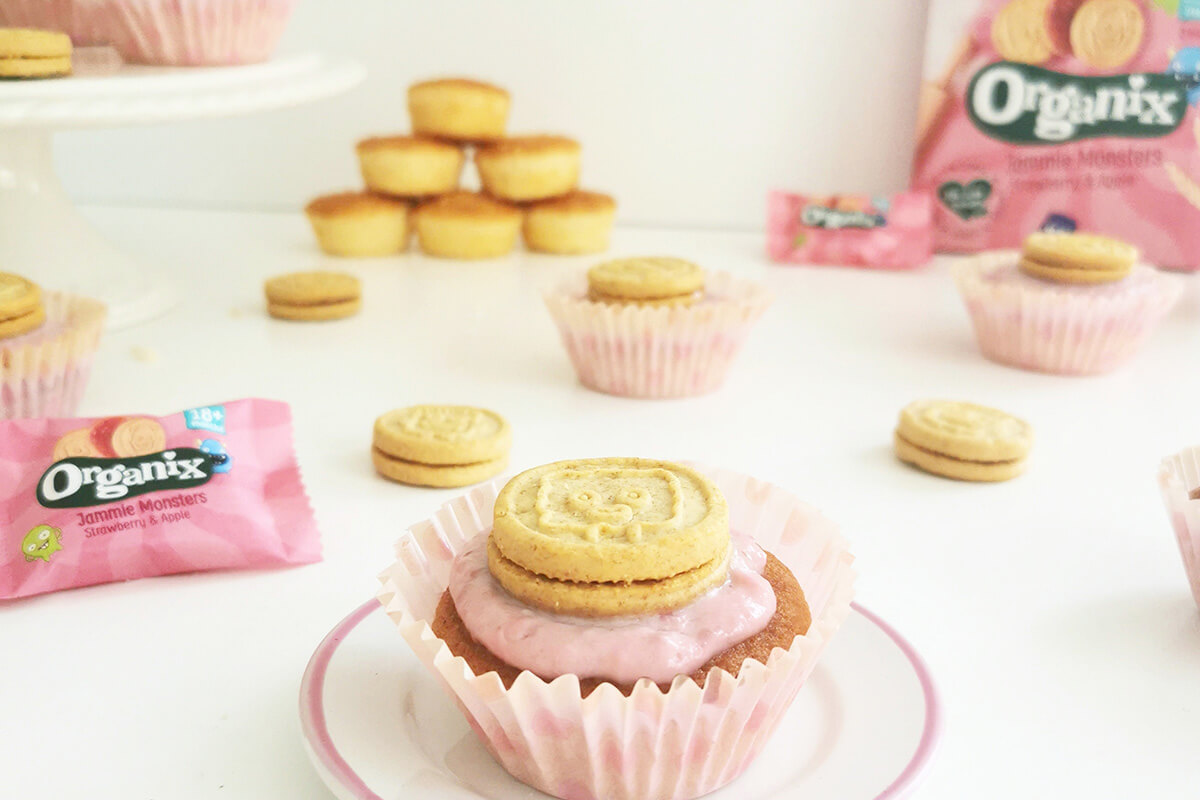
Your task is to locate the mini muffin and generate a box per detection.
[474,135,581,202]
[356,136,465,198]
[523,190,616,254]
[955,232,1182,375]
[408,78,510,143]
[414,191,522,260]
[304,191,409,258]
[378,460,855,800]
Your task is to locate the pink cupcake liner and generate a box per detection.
[1158,449,1200,610]
[377,465,856,800]
[1,292,105,420]
[0,0,107,45]
[953,252,1182,376]
[81,0,294,66]
[544,272,772,399]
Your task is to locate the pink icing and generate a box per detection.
[979,262,1168,297]
[449,530,777,685]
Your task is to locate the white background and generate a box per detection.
[10,2,1200,799]
[3,211,1200,800]
[55,0,931,228]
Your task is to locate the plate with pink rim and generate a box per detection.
[299,600,942,800]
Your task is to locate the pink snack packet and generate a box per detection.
[914,0,1200,268]
[0,399,321,600]
[766,191,934,269]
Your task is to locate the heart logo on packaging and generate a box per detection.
[937,179,992,221]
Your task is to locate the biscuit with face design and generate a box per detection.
[372,405,512,488]
[491,458,730,584]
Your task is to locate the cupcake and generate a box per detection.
[355,136,465,199]
[79,0,295,65]
[408,77,510,143]
[955,233,1182,376]
[545,257,772,398]
[304,191,409,258]
[414,191,522,259]
[1159,448,1200,610]
[475,135,581,202]
[378,458,856,800]
[1,274,105,420]
[523,190,616,255]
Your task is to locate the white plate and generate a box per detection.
[300,601,941,800]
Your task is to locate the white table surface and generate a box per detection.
[3,206,1199,799]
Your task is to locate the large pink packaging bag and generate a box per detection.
[0,399,321,600]
[914,0,1200,268]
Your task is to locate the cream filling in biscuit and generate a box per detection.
[276,296,358,308]
[487,537,733,618]
[371,447,494,469]
[895,433,1022,466]
[448,529,776,685]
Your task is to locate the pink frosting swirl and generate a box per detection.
[448,530,777,685]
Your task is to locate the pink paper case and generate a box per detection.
[0,0,108,45]
[1,292,105,421]
[544,272,772,399]
[767,191,934,269]
[1158,447,1200,610]
[954,251,1182,376]
[0,399,320,600]
[377,465,856,800]
[76,0,296,66]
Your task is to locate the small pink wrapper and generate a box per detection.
[544,272,772,399]
[1158,449,1200,610]
[377,466,856,800]
[80,0,295,66]
[1,292,105,421]
[767,190,934,269]
[0,398,320,600]
[0,0,109,45]
[953,252,1182,376]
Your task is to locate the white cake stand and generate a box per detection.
[0,52,366,329]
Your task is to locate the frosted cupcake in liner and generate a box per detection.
[545,261,772,398]
[377,462,855,800]
[79,0,295,66]
[2,292,105,420]
[953,250,1182,376]
[1158,448,1200,610]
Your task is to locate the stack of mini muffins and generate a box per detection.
[306,77,616,260]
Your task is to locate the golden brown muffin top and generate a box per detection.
[529,190,616,213]
[417,191,521,221]
[476,135,581,158]
[305,191,409,217]
[409,77,509,98]
[355,135,464,155]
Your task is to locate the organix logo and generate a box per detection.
[800,205,886,230]
[967,63,1185,144]
[37,448,220,508]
